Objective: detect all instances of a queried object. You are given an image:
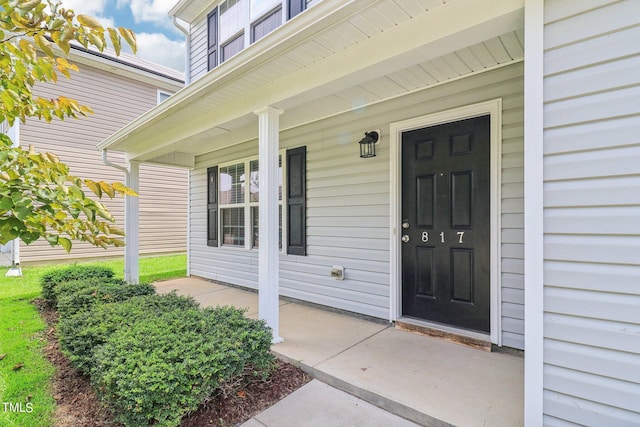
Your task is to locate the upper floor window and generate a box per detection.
[205,0,319,71]
[288,0,314,19]
[252,6,282,42]
[250,0,279,20]
[220,0,246,43]
[221,32,245,62]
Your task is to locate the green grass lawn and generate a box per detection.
[0,254,186,426]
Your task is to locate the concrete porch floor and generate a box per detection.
[155,278,524,427]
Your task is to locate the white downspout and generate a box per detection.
[101,150,139,284]
[101,149,129,176]
[172,16,191,85]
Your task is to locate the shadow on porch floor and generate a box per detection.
[155,277,523,427]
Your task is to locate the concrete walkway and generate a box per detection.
[156,278,524,427]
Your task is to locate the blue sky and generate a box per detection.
[63,0,186,72]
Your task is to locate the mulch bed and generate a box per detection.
[34,299,311,427]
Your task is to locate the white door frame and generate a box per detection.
[389,99,503,345]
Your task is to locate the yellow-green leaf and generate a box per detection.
[35,34,54,58]
[46,152,60,163]
[18,39,37,60]
[17,0,41,12]
[49,18,65,31]
[98,181,115,198]
[109,226,125,236]
[87,32,104,51]
[118,27,136,53]
[112,182,137,196]
[84,179,102,197]
[108,28,121,56]
[59,237,72,253]
[77,14,103,30]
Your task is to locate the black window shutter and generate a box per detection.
[286,146,306,255]
[207,166,218,247]
[288,0,305,20]
[207,10,218,70]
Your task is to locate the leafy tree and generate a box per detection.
[0,0,138,251]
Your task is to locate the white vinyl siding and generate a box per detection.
[190,14,209,82]
[543,0,640,425]
[19,63,187,263]
[189,63,525,341]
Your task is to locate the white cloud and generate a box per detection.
[60,0,109,16]
[127,0,177,29]
[58,0,114,28]
[131,32,185,72]
[55,1,184,72]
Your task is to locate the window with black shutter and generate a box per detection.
[286,146,306,255]
[207,166,218,246]
[206,147,306,255]
[207,9,218,70]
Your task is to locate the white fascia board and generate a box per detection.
[169,0,216,22]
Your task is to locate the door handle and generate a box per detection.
[401,235,410,243]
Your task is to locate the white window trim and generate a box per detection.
[217,152,286,251]
[389,99,503,345]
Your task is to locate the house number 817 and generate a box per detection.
[421,232,465,243]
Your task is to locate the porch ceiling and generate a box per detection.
[99,0,524,167]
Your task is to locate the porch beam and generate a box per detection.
[125,161,140,284]
[255,106,284,344]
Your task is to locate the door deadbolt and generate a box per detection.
[402,222,410,229]
[401,235,410,243]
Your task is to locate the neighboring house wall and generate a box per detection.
[189,63,525,348]
[542,1,640,424]
[19,60,188,263]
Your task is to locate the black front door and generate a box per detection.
[401,115,490,333]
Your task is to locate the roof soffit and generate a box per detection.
[170,0,218,22]
[102,0,524,162]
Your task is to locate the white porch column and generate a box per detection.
[124,161,140,284]
[254,106,284,343]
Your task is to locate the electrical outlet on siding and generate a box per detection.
[330,265,344,280]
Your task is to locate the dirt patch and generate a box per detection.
[35,299,311,427]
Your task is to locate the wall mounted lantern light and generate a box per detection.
[358,130,380,158]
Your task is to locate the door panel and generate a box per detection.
[401,115,490,333]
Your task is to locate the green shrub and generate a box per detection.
[58,292,200,375]
[56,280,155,318]
[92,306,274,427]
[40,265,115,301]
